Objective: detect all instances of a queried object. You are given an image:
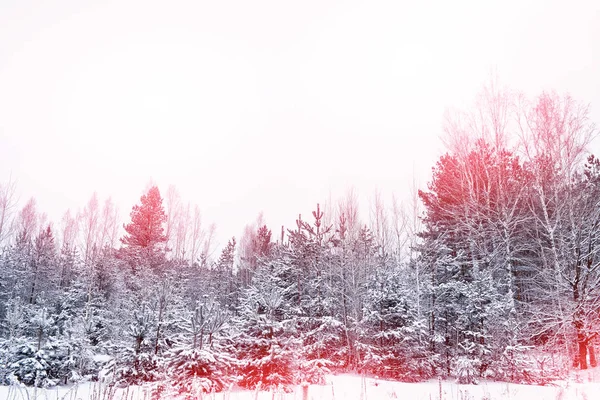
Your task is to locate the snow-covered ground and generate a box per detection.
[2,371,600,400]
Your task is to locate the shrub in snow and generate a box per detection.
[299,316,348,372]
[495,344,535,383]
[362,341,437,382]
[111,345,161,386]
[0,338,58,387]
[1,336,96,387]
[528,351,568,385]
[298,357,333,385]
[454,355,481,384]
[110,302,162,386]
[234,323,300,390]
[165,347,229,394]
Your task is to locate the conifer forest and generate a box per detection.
[1,87,600,396]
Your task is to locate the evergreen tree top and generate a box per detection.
[121,186,167,249]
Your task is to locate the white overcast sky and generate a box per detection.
[1,0,599,249]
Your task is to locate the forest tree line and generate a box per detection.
[0,84,599,392]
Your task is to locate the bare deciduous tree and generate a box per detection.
[164,184,181,252]
[0,176,18,246]
[80,192,100,262]
[16,197,39,244]
[189,204,205,267]
[60,209,79,251]
[517,92,599,369]
[101,197,120,249]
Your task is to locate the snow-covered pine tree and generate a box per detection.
[112,302,160,385]
[362,261,434,381]
[418,141,529,382]
[208,237,238,311]
[231,255,301,390]
[165,296,234,395]
[287,206,345,374]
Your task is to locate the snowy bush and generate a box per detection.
[235,331,300,390]
[299,316,347,371]
[0,338,58,387]
[109,302,162,386]
[298,357,333,384]
[454,356,480,385]
[165,347,229,394]
[111,345,161,386]
[1,337,94,387]
[495,344,535,383]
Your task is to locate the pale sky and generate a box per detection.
[1,0,599,250]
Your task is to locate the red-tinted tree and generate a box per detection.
[122,187,167,249]
[120,186,168,273]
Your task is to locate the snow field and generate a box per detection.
[2,373,600,400]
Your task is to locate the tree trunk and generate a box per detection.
[155,300,164,355]
[577,331,588,369]
[589,343,597,367]
[29,261,38,304]
[154,322,161,355]
[135,336,142,353]
[37,327,43,351]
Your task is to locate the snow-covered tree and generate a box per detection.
[165,296,233,395]
[232,257,301,390]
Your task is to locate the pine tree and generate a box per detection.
[165,296,233,395]
[418,142,529,381]
[121,187,167,249]
[28,225,57,305]
[284,205,347,378]
[210,237,237,310]
[239,223,273,287]
[232,257,301,390]
[362,262,434,381]
[120,186,167,274]
[113,302,160,385]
